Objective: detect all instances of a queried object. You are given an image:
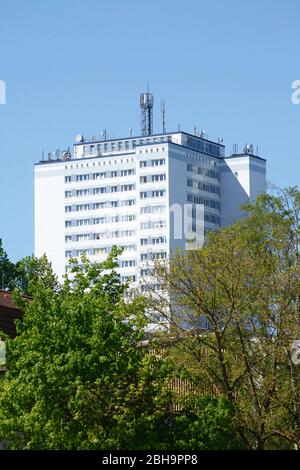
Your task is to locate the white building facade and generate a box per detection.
[34,131,266,286]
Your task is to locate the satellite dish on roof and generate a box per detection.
[75,134,83,143]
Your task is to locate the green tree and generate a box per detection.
[150,187,300,449]
[0,247,172,450]
[0,239,15,291]
[170,395,243,450]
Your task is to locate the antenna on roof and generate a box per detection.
[140,84,154,136]
[161,100,166,134]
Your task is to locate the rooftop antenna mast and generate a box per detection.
[140,83,154,136]
[161,100,166,134]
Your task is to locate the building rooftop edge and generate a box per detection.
[73,130,226,148]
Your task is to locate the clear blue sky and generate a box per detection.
[1,0,300,261]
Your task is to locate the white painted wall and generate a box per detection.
[220,155,266,227]
[34,163,65,278]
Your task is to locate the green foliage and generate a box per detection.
[170,395,243,450]
[0,239,15,291]
[153,186,300,450]
[0,247,172,449]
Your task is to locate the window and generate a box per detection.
[152,174,166,182]
[121,260,136,268]
[77,189,89,197]
[140,176,147,183]
[65,250,72,258]
[94,247,106,255]
[120,229,135,237]
[152,190,165,198]
[125,141,129,149]
[111,200,118,208]
[93,187,106,195]
[111,186,118,193]
[65,190,72,198]
[111,170,118,178]
[121,214,136,222]
[76,174,89,182]
[141,220,166,230]
[93,217,105,224]
[77,249,89,256]
[123,244,136,252]
[65,206,72,213]
[65,176,72,183]
[65,235,72,243]
[93,202,106,209]
[76,204,89,211]
[121,184,134,191]
[121,169,135,176]
[121,199,135,206]
[140,204,166,214]
[153,252,167,259]
[77,234,90,242]
[77,219,89,226]
[65,220,72,227]
[121,275,136,283]
[140,161,147,168]
[93,233,105,240]
[152,236,166,244]
[140,191,148,199]
[93,172,106,180]
[151,159,165,166]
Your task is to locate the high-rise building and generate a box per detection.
[34,130,266,285]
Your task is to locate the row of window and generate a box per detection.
[65,158,135,171]
[65,214,136,228]
[185,136,221,157]
[65,244,138,258]
[65,184,136,198]
[66,160,166,183]
[187,164,219,179]
[204,214,220,225]
[139,158,165,167]
[65,208,166,227]
[77,139,167,156]
[140,252,167,261]
[65,199,136,212]
[187,194,220,209]
[140,190,166,199]
[66,232,168,244]
[65,230,136,243]
[140,204,166,214]
[141,237,166,245]
[140,221,166,230]
[66,246,168,260]
[187,179,219,195]
[65,169,135,183]
[140,174,166,183]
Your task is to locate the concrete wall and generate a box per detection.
[220,155,266,227]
